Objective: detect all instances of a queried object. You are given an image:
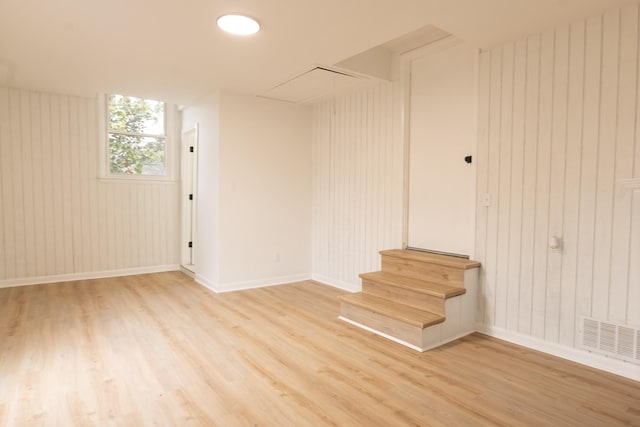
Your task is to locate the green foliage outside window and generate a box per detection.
[108,94,166,175]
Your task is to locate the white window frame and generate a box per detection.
[98,93,177,182]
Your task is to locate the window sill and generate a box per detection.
[98,176,177,184]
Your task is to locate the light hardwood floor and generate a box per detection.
[0,272,638,426]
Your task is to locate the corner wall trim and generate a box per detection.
[476,324,640,382]
[0,265,181,289]
[194,274,219,293]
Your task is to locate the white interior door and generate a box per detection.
[181,127,198,269]
[407,42,478,257]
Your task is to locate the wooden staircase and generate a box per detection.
[338,249,481,351]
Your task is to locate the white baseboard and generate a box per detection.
[477,324,640,382]
[312,274,361,292]
[194,274,218,293]
[179,265,195,278]
[195,273,312,293]
[0,265,181,289]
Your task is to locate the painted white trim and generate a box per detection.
[98,93,178,182]
[0,265,181,289]
[215,274,312,293]
[400,42,412,249]
[181,125,199,267]
[339,316,424,352]
[97,177,177,184]
[618,177,640,190]
[477,324,640,382]
[311,274,361,292]
[180,265,195,278]
[194,274,218,293]
[195,273,312,293]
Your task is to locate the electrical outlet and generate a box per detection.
[482,193,491,207]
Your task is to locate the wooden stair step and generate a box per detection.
[380,249,480,270]
[338,293,444,328]
[360,271,465,299]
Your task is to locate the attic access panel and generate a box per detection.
[259,67,369,104]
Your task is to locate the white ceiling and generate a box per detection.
[0,0,629,106]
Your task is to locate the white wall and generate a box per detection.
[475,4,640,376]
[217,92,312,289]
[311,83,404,291]
[182,92,312,291]
[0,88,180,286]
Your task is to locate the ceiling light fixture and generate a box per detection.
[217,14,260,36]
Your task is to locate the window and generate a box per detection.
[105,94,167,177]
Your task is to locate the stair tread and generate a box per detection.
[338,293,444,328]
[380,249,481,270]
[360,271,465,298]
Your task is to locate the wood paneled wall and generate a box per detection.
[311,83,404,290]
[0,88,180,284]
[476,4,640,348]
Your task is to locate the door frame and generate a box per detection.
[181,125,199,269]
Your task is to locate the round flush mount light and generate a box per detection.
[217,14,260,35]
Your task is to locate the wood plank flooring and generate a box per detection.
[0,272,638,426]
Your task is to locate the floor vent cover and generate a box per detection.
[580,317,640,365]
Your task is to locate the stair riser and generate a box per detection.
[381,256,464,287]
[341,280,479,352]
[362,280,445,315]
[340,302,423,348]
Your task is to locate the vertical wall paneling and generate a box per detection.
[631,195,640,325]
[0,88,10,279]
[0,88,180,284]
[630,165,640,326]
[592,9,620,321]
[530,30,554,340]
[69,96,82,273]
[630,4,640,328]
[105,182,116,267]
[30,93,44,276]
[477,3,640,357]
[40,93,54,275]
[483,47,503,326]
[495,42,514,329]
[575,15,602,327]
[475,51,491,324]
[506,39,528,331]
[10,90,26,278]
[127,184,136,268]
[50,94,64,275]
[87,97,99,272]
[610,6,638,325]
[545,26,570,343]
[20,92,35,276]
[78,97,90,272]
[311,82,403,290]
[517,34,541,335]
[58,95,72,274]
[559,20,586,347]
